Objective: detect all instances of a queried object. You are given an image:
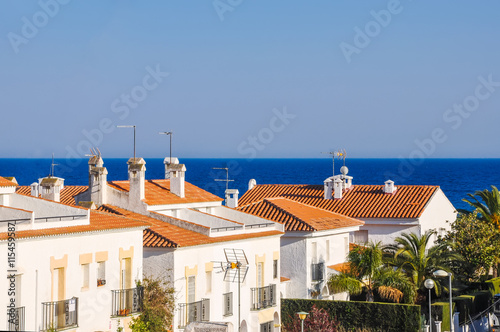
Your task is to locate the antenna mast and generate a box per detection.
[49,153,58,177]
[213,167,234,191]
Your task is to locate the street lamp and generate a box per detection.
[159,131,173,164]
[424,279,435,329]
[296,311,309,332]
[434,270,453,332]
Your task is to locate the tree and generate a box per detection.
[385,231,459,297]
[283,305,339,332]
[463,186,500,228]
[328,242,416,303]
[129,275,175,332]
[438,212,500,281]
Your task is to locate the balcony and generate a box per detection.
[111,286,144,317]
[223,292,233,316]
[7,306,25,331]
[311,262,324,281]
[41,297,78,331]
[250,284,276,310]
[178,298,210,328]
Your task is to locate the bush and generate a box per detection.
[430,302,454,331]
[485,277,500,296]
[281,299,420,332]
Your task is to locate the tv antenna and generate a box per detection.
[321,149,346,177]
[159,131,173,164]
[49,153,58,177]
[213,167,234,191]
[214,248,248,332]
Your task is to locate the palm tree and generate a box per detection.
[386,230,459,296]
[328,242,416,303]
[463,186,500,228]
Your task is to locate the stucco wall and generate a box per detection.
[418,188,457,245]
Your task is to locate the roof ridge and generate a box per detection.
[264,198,315,231]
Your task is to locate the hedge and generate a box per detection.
[281,299,420,332]
[452,291,491,325]
[430,302,454,331]
[485,277,500,296]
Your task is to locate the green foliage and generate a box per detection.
[463,185,500,227]
[485,277,500,296]
[430,302,454,332]
[438,212,500,281]
[282,305,339,332]
[385,230,459,296]
[281,299,420,332]
[451,291,491,325]
[129,275,175,332]
[328,242,416,303]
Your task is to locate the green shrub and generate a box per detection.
[431,302,454,332]
[281,299,420,332]
[485,277,500,296]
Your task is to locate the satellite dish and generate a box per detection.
[340,166,349,175]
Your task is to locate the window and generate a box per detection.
[260,321,273,332]
[206,271,212,293]
[257,262,264,288]
[223,292,233,316]
[344,237,349,255]
[187,276,196,303]
[352,230,368,244]
[82,264,89,289]
[273,260,278,279]
[97,261,106,286]
[311,242,317,263]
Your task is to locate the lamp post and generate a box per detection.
[296,311,309,332]
[434,270,453,332]
[424,279,435,329]
[159,131,173,164]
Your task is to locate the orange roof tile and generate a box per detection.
[16,186,88,206]
[280,276,291,282]
[0,177,18,187]
[239,184,438,219]
[328,262,351,273]
[238,198,363,232]
[99,205,282,248]
[107,179,223,206]
[0,210,148,241]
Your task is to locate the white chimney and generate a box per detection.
[39,177,64,202]
[384,180,397,194]
[89,156,108,206]
[169,164,186,198]
[334,178,343,199]
[30,182,39,197]
[324,177,333,199]
[164,157,180,179]
[127,158,146,202]
[248,179,257,191]
[225,189,239,208]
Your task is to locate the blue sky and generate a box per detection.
[1,1,499,159]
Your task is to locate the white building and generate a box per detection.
[1,175,147,332]
[238,197,364,300]
[39,155,286,332]
[238,166,456,247]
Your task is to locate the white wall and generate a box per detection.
[357,222,421,245]
[144,235,282,332]
[0,228,144,332]
[419,188,457,245]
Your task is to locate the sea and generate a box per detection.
[1,158,499,212]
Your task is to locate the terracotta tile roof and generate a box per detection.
[239,184,439,219]
[280,276,291,282]
[99,205,282,248]
[0,210,148,241]
[328,262,350,273]
[107,179,223,206]
[16,186,88,206]
[0,177,18,187]
[238,198,363,232]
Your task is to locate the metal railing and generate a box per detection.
[111,286,144,317]
[211,225,244,232]
[178,298,210,328]
[35,214,87,222]
[251,284,276,310]
[247,222,275,229]
[311,262,324,281]
[7,306,25,331]
[223,292,233,316]
[41,297,78,331]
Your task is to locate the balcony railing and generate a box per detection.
[178,298,210,328]
[41,297,78,331]
[250,284,276,310]
[111,286,144,317]
[7,306,25,331]
[311,262,324,281]
[223,292,233,316]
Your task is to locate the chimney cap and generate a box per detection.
[40,177,64,186]
[163,157,179,165]
[127,157,146,165]
[168,164,186,172]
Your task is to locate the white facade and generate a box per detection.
[0,177,146,332]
